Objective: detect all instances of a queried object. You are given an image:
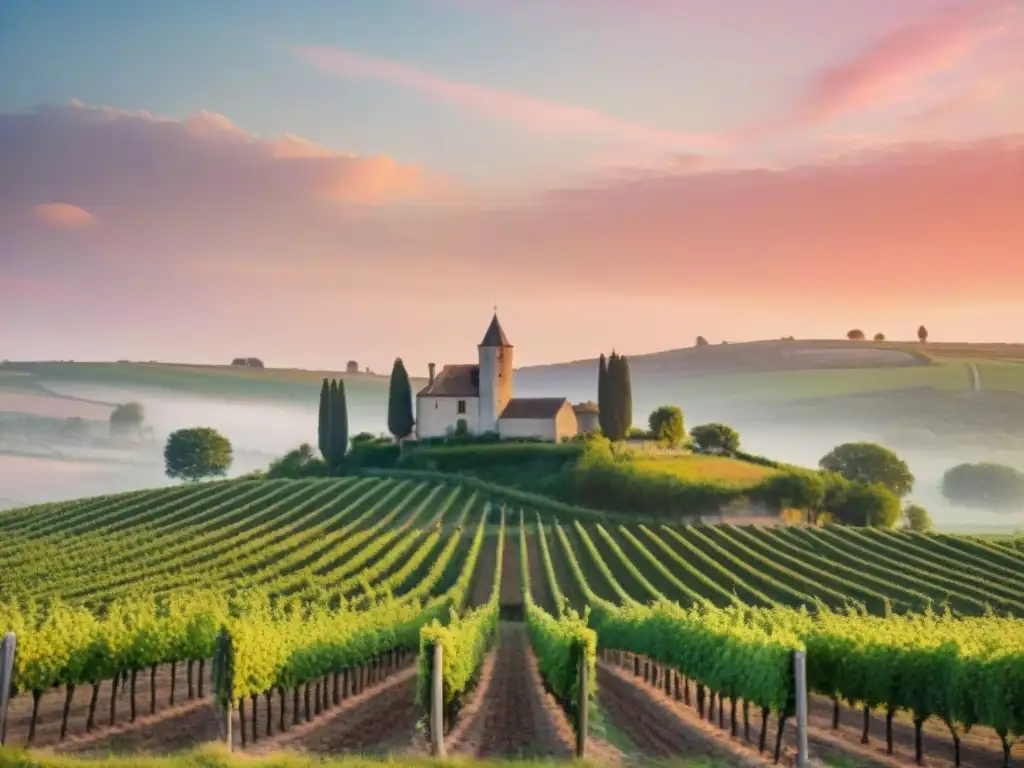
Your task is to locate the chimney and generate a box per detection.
[428,363,436,386]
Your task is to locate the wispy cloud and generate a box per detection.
[32,202,97,229]
[293,46,723,151]
[794,1,1011,125]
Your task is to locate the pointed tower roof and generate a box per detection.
[479,312,511,347]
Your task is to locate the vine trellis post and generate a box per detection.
[0,632,15,746]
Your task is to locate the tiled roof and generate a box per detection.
[480,313,511,347]
[417,364,480,397]
[499,397,569,420]
[572,401,599,413]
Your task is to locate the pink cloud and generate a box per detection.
[32,202,97,229]
[795,1,1012,126]
[293,46,722,151]
[1,101,443,215]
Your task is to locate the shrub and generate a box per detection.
[164,427,233,482]
[648,405,685,447]
[267,443,329,478]
[690,423,740,454]
[903,504,934,532]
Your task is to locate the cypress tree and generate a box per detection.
[317,378,331,461]
[606,351,622,441]
[387,358,415,440]
[597,353,609,435]
[618,354,633,438]
[331,379,349,469]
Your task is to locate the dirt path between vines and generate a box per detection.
[445,622,617,760]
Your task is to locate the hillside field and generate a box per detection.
[2,476,1022,767]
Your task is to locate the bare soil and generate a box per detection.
[499,526,523,610]
[445,622,616,760]
[468,533,499,608]
[8,662,212,751]
[247,664,421,756]
[604,653,1020,768]
[524,531,554,613]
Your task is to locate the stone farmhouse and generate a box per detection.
[415,313,597,443]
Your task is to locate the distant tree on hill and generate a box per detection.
[110,402,145,437]
[941,463,1024,511]
[874,332,886,341]
[819,442,915,497]
[847,329,866,341]
[317,379,331,461]
[164,427,233,482]
[387,357,415,441]
[346,360,359,374]
[690,423,740,454]
[648,406,685,447]
[918,325,929,343]
[230,357,263,368]
[695,336,709,347]
[903,503,934,532]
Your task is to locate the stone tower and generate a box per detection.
[478,312,513,433]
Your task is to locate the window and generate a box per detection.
[457,400,467,414]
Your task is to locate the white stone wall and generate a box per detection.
[415,396,480,439]
[478,345,513,433]
[498,417,556,442]
[553,403,580,441]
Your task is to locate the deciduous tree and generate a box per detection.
[941,462,1024,511]
[819,442,915,497]
[164,427,233,482]
[903,504,934,532]
[648,405,684,447]
[847,329,865,341]
[110,402,145,436]
[873,332,885,341]
[831,482,902,528]
[690,423,740,454]
[918,325,929,343]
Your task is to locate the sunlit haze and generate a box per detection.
[2,0,1023,373]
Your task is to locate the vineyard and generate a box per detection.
[1,476,1022,767]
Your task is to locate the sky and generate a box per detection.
[1,0,1022,375]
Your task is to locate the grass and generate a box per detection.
[0,362,416,405]
[976,361,1024,393]
[629,453,778,489]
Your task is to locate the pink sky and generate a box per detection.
[1,0,1023,374]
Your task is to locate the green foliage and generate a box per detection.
[903,503,934,532]
[942,462,1024,512]
[591,600,801,714]
[387,358,415,441]
[830,482,902,528]
[317,379,331,461]
[519,513,596,730]
[601,352,632,441]
[329,380,349,468]
[416,510,504,717]
[819,442,915,497]
[752,471,825,516]
[266,443,329,479]
[690,423,740,454]
[647,405,685,447]
[109,402,144,435]
[347,440,401,469]
[164,427,233,482]
[597,353,609,437]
